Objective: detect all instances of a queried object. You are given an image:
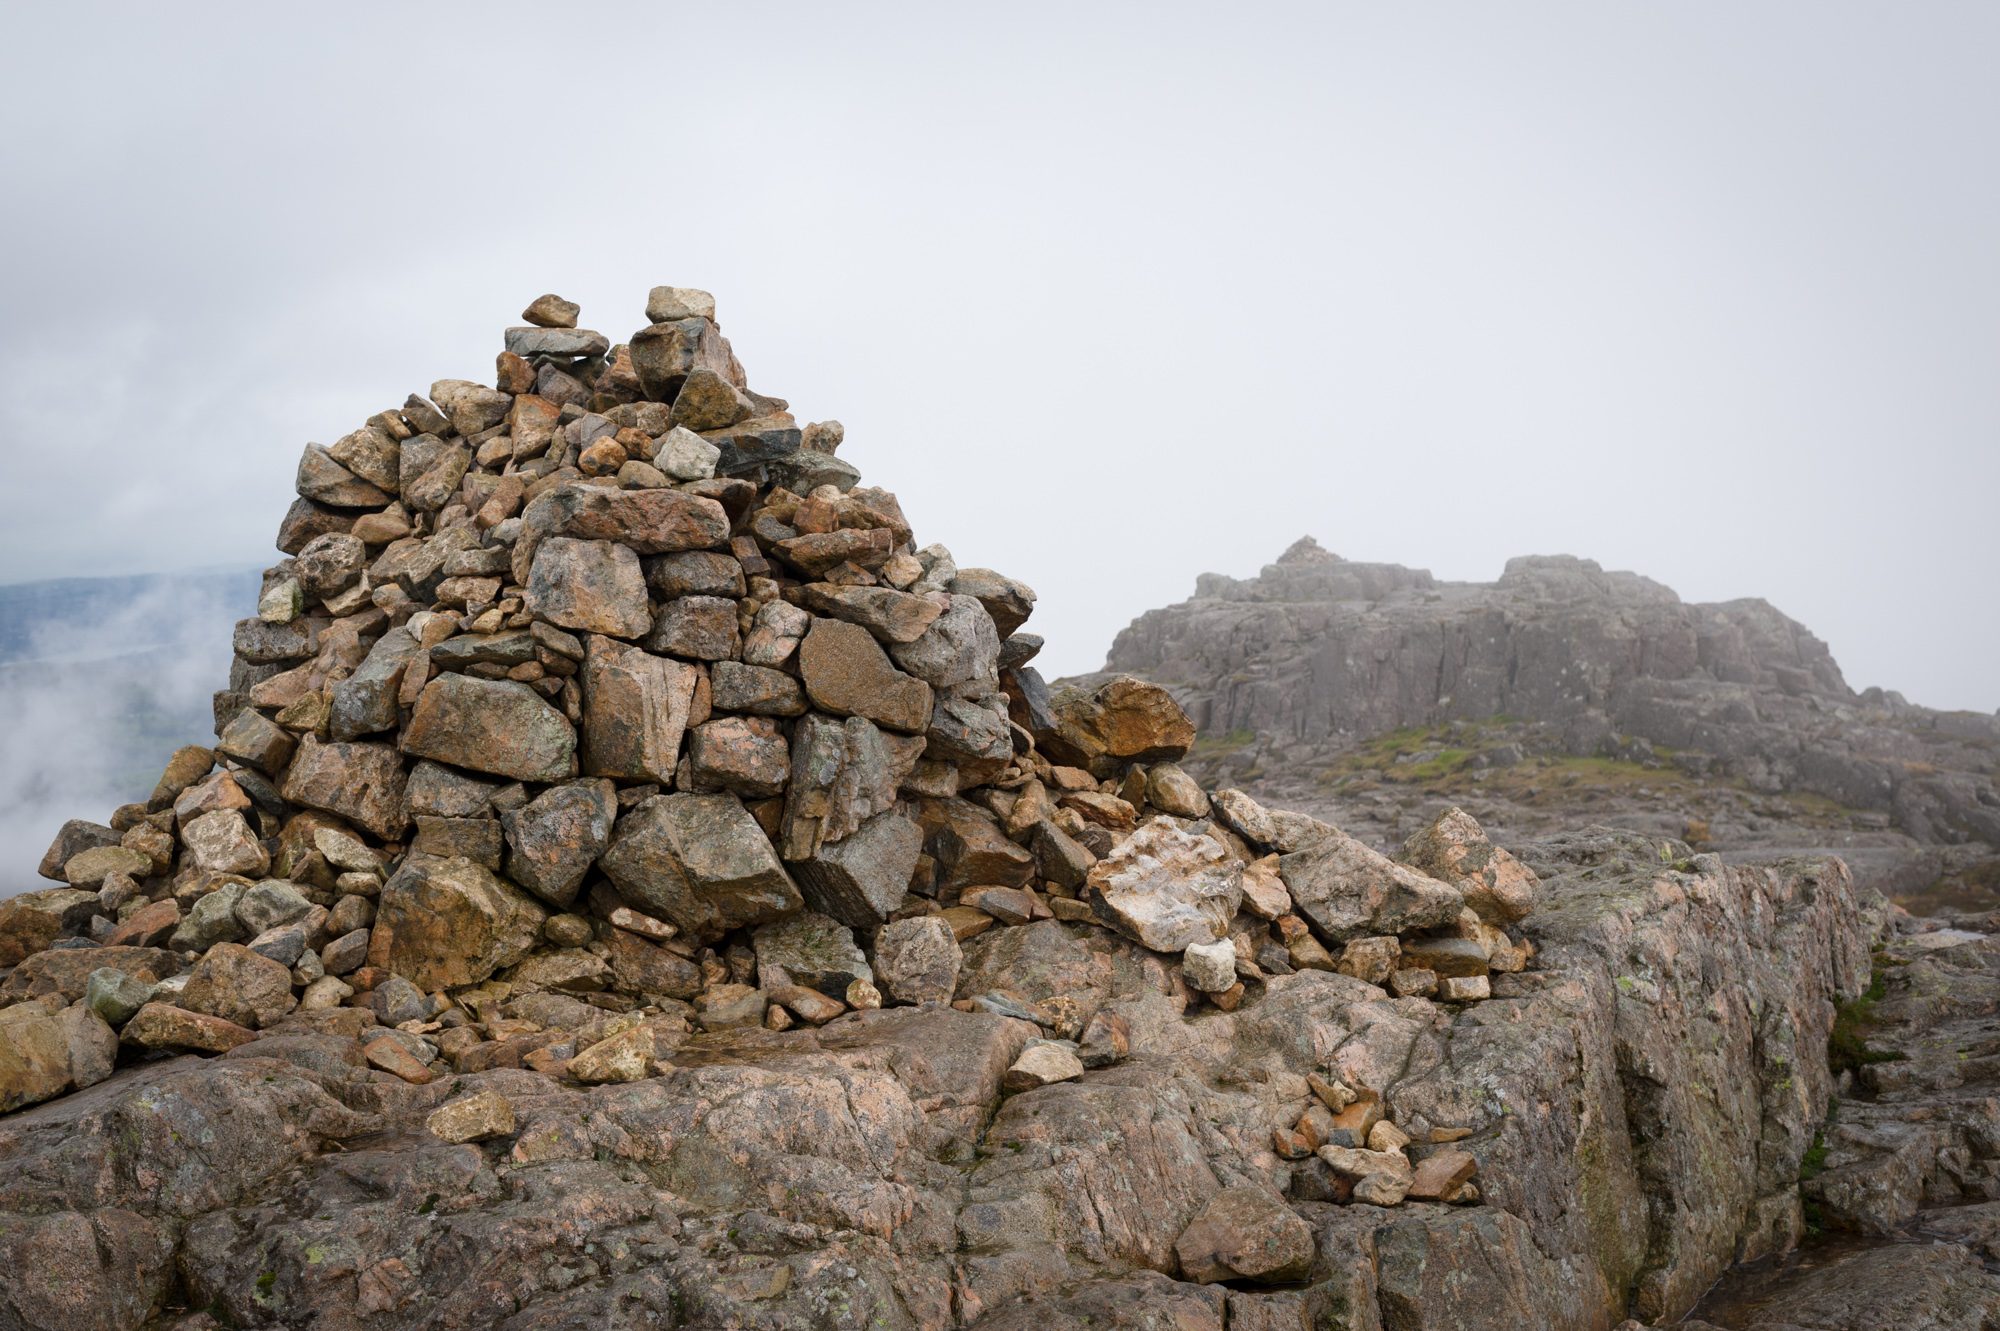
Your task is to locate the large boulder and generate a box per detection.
[402,674,577,783]
[279,736,408,840]
[524,537,651,639]
[501,779,618,908]
[0,1004,116,1113]
[1279,821,1465,942]
[797,617,934,735]
[598,793,803,944]
[1087,818,1243,952]
[1039,675,1195,769]
[370,855,549,990]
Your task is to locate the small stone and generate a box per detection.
[960,885,1037,926]
[1440,974,1491,1001]
[522,293,580,328]
[768,983,846,1025]
[1182,938,1239,993]
[1406,1148,1480,1201]
[568,1026,656,1083]
[84,967,157,1026]
[948,568,1036,637]
[751,912,870,997]
[258,577,303,624]
[1368,1120,1412,1154]
[1077,1009,1131,1067]
[1145,764,1210,818]
[1388,968,1438,998]
[648,594,740,661]
[362,1034,436,1084]
[645,286,716,323]
[1308,1072,1356,1113]
[1002,1040,1084,1092]
[427,1089,517,1143]
[1317,1144,1414,1205]
[1336,936,1401,987]
[846,977,883,1011]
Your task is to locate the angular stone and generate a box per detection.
[656,427,722,482]
[1278,824,1465,943]
[63,845,154,890]
[181,943,298,1029]
[502,779,617,908]
[778,713,922,860]
[647,595,739,661]
[526,537,651,639]
[629,317,732,400]
[170,883,247,951]
[645,550,744,599]
[1401,807,1539,924]
[889,593,1000,691]
[686,717,790,798]
[708,661,806,716]
[948,568,1036,637]
[645,286,716,322]
[38,819,119,881]
[873,915,963,1006]
[1182,939,1239,993]
[297,444,390,508]
[1042,675,1195,767]
[85,967,158,1026]
[1087,819,1243,952]
[0,887,97,964]
[598,793,802,944]
[215,707,296,774]
[1440,974,1491,1001]
[0,1005,111,1112]
[1406,1148,1480,1201]
[398,434,472,513]
[280,737,408,840]
[1146,764,1210,818]
[798,618,933,735]
[504,326,608,359]
[801,584,944,645]
[120,1001,258,1053]
[751,912,871,996]
[405,761,498,819]
[568,1026,654,1083]
[330,626,422,740]
[961,885,1037,925]
[579,636,700,784]
[931,800,1038,891]
[792,808,924,927]
[603,926,702,1000]
[361,1034,435,1084]
[1399,934,1490,978]
[428,378,511,435]
[293,531,367,601]
[521,293,580,328]
[181,810,269,877]
[773,529,894,577]
[410,815,504,868]
[1175,1185,1316,1285]
[426,1089,517,1142]
[672,366,755,431]
[1002,1040,1083,1091]
[402,674,576,783]
[372,855,549,991]
[515,484,730,586]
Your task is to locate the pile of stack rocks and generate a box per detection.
[0,289,1539,1215]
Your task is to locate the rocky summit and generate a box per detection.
[1096,537,2000,912]
[0,293,1992,1331]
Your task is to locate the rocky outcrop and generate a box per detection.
[1092,538,2000,903]
[0,287,1960,1330]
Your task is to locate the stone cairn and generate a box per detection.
[1,287,1540,1208]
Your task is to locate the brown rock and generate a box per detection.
[372,855,549,990]
[105,898,181,948]
[1175,1186,1315,1285]
[1041,675,1195,767]
[501,779,618,908]
[402,674,577,783]
[181,943,298,1029]
[772,529,894,577]
[280,736,409,840]
[579,636,701,784]
[362,1035,436,1084]
[525,537,651,639]
[1402,807,1539,924]
[686,717,790,798]
[647,595,740,661]
[120,1002,257,1054]
[797,618,933,735]
[1406,1148,1480,1201]
[597,793,803,944]
[800,584,945,645]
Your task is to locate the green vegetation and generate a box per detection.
[1828,958,1902,1078]
[1187,727,1255,760]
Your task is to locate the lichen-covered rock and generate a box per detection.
[402,674,577,782]
[599,793,802,944]
[501,779,617,908]
[370,855,549,990]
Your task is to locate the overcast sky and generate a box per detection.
[1,2,1994,712]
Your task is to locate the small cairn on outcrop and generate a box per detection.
[0,287,1542,1200]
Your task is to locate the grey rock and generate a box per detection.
[598,793,802,944]
[793,808,923,928]
[751,911,870,997]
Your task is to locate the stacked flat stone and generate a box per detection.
[0,288,1542,1112]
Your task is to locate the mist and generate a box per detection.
[0,573,255,896]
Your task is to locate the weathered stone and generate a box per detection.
[181,943,298,1029]
[598,793,802,944]
[402,674,576,782]
[361,1034,435,1084]
[1336,935,1402,986]
[398,433,473,512]
[297,444,390,508]
[526,537,651,639]
[409,815,503,867]
[686,717,790,798]
[647,594,739,660]
[0,888,96,964]
[655,426,722,481]
[1399,934,1490,978]
[521,293,580,328]
[426,1089,517,1143]
[579,636,700,784]
[0,1005,114,1112]
[1175,1186,1315,1285]
[120,1001,257,1053]
[294,531,368,601]
[792,808,924,927]
[1002,1040,1084,1091]
[672,366,756,431]
[330,626,422,740]
[515,485,730,588]
[405,760,498,819]
[1402,806,1539,923]
[1278,823,1464,943]
[428,378,511,435]
[751,912,871,997]
[873,915,963,1006]
[37,819,119,881]
[709,660,806,716]
[280,736,408,839]
[801,584,944,645]
[568,1025,655,1083]
[645,550,745,599]
[1087,818,1243,952]
[504,325,608,359]
[501,779,617,908]
[84,967,158,1026]
[931,800,1038,891]
[215,707,296,774]
[1440,974,1491,1001]
[1182,939,1239,993]
[778,714,921,860]
[62,845,154,889]
[372,855,549,990]
[797,618,933,734]
[1041,675,1194,767]
[1145,763,1210,818]
[1406,1148,1480,1201]
[181,810,270,877]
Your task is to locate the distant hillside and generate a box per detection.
[0,568,259,889]
[1082,538,2000,908]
